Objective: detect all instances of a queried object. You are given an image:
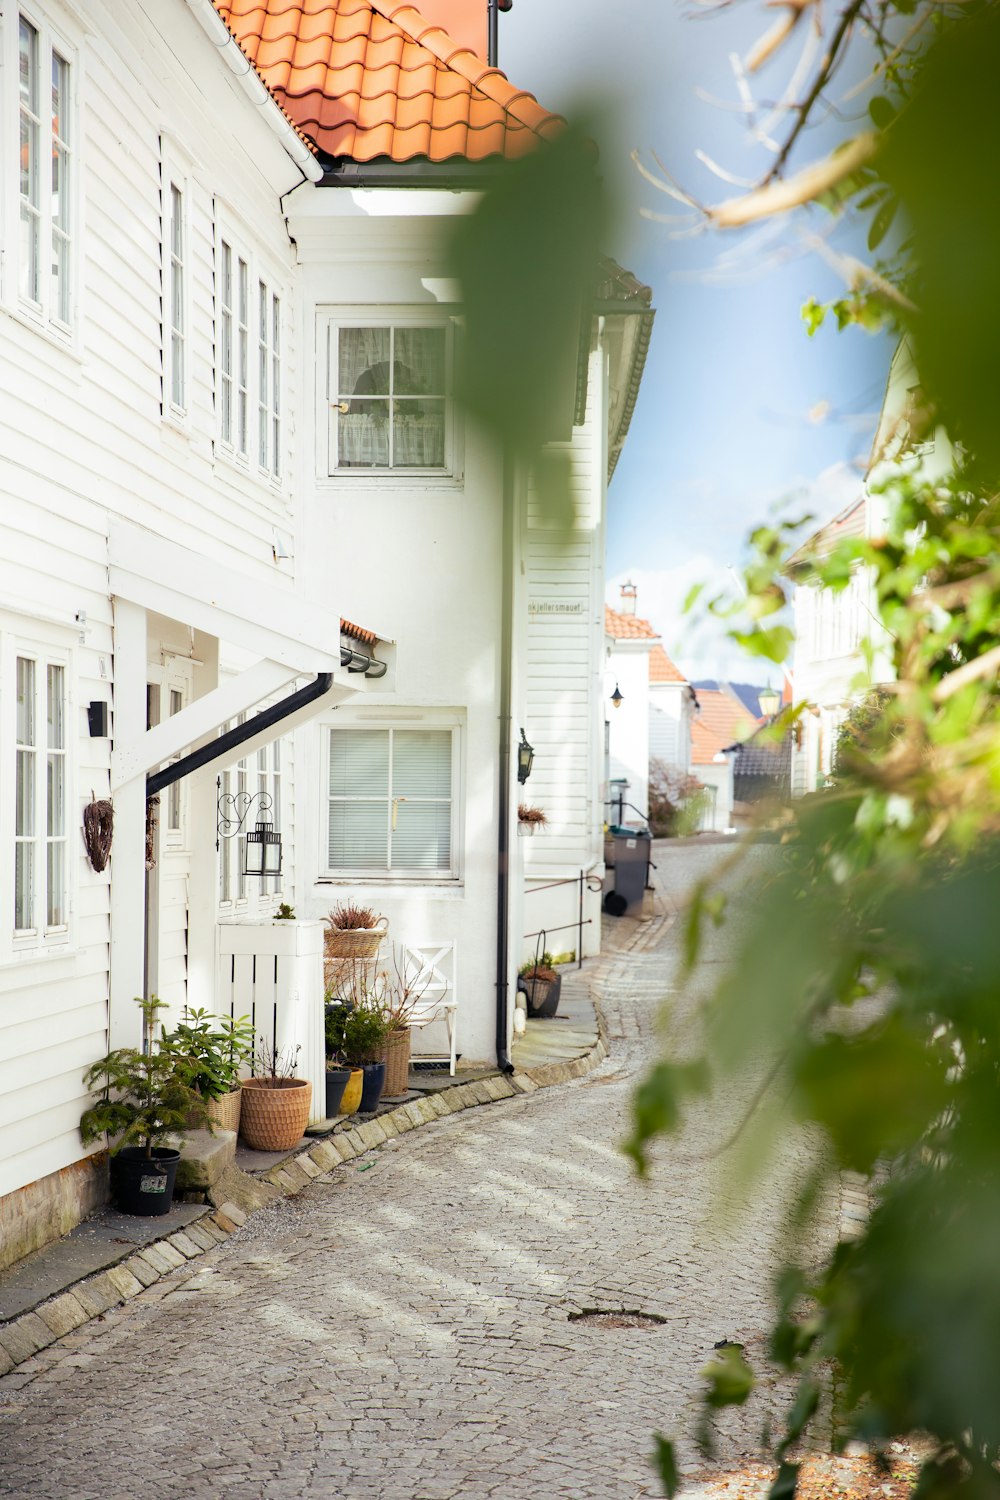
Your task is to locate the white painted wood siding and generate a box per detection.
[0,0,307,1200]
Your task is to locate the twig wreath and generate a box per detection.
[83,796,114,872]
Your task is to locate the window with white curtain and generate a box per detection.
[14,11,74,329]
[13,648,68,941]
[326,725,457,876]
[326,319,453,475]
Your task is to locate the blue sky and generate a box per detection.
[502,0,893,678]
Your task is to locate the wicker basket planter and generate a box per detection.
[324,916,388,961]
[380,1028,411,1098]
[204,1087,242,1136]
[239,1077,312,1152]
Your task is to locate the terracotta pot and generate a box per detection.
[339,1068,364,1115]
[380,1028,411,1098]
[239,1077,312,1152]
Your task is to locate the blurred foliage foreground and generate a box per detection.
[449,3,1000,1495]
[625,11,1000,1499]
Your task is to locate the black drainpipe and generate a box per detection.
[495,446,515,1074]
[487,0,511,68]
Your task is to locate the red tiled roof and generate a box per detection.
[649,644,685,684]
[692,688,759,765]
[341,616,379,646]
[786,496,867,570]
[605,605,659,641]
[215,0,564,164]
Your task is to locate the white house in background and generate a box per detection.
[648,644,697,782]
[604,588,659,825]
[788,342,943,796]
[0,0,396,1268]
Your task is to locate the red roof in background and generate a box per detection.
[786,495,867,570]
[215,0,564,163]
[649,644,686,684]
[691,688,759,765]
[605,605,659,641]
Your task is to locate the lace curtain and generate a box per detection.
[337,326,446,469]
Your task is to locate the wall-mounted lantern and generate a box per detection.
[610,683,624,710]
[244,820,282,879]
[517,728,535,785]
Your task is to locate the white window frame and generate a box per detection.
[320,309,461,482]
[0,619,74,962]
[215,213,285,487]
[160,138,190,426]
[217,722,287,913]
[2,5,79,336]
[322,713,463,883]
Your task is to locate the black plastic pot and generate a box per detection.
[109,1147,181,1217]
[325,1066,352,1117]
[359,1061,386,1113]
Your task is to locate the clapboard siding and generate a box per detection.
[0,0,308,1208]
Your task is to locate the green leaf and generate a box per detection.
[801,298,828,337]
[651,1434,680,1499]
[623,1060,709,1174]
[701,1343,754,1408]
[778,1379,821,1456]
[868,196,899,252]
[768,1462,801,1500]
[869,96,897,130]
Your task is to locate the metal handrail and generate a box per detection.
[523,868,604,969]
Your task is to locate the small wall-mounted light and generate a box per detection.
[516,728,535,785]
[244,820,282,879]
[610,684,624,710]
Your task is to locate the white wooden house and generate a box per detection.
[0,0,651,1267]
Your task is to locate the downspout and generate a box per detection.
[495,446,515,1074]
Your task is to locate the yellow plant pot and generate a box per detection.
[339,1068,364,1116]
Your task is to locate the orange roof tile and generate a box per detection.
[605,605,659,641]
[649,644,686,685]
[692,688,759,763]
[214,0,565,164]
[340,616,379,646]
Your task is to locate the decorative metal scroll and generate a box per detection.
[216,790,273,851]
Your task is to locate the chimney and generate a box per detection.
[620,580,637,616]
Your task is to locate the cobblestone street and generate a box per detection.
[0,843,836,1500]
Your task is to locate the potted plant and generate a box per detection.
[324,902,389,960]
[518,950,562,1018]
[517,803,548,837]
[80,995,205,1216]
[340,1004,390,1113]
[324,998,363,1117]
[164,1008,255,1136]
[374,947,432,1099]
[239,1039,312,1152]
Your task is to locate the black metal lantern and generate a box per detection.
[243,820,282,878]
[610,683,624,710]
[516,728,535,785]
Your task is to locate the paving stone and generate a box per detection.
[123,1255,160,1288]
[216,1201,247,1227]
[184,1223,218,1252]
[377,1110,402,1137]
[355,1120,385,1150]
[137,1243,179,1276]
[104,1266,144,1300]
[0,1344,13,1378]
[468,1080,495,1106]
[166,1233,202,1261]
[35,1294,89,1340]
[0,1313,52,1365]
[73,1275,120,1318]
[294,1152,322,1179]
[307,1140,340,1172]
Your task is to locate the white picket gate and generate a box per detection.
[217,919,325,1125]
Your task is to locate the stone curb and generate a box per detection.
[0,1010,608,1378]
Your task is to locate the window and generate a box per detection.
[14,652,67,938]
[164,178,186,414]
[15,11,73,328]
[326,320,453,475]
[218,726,286,908]
[167,688,183,833]
[326,726,456,876]
[215,225,283,481]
